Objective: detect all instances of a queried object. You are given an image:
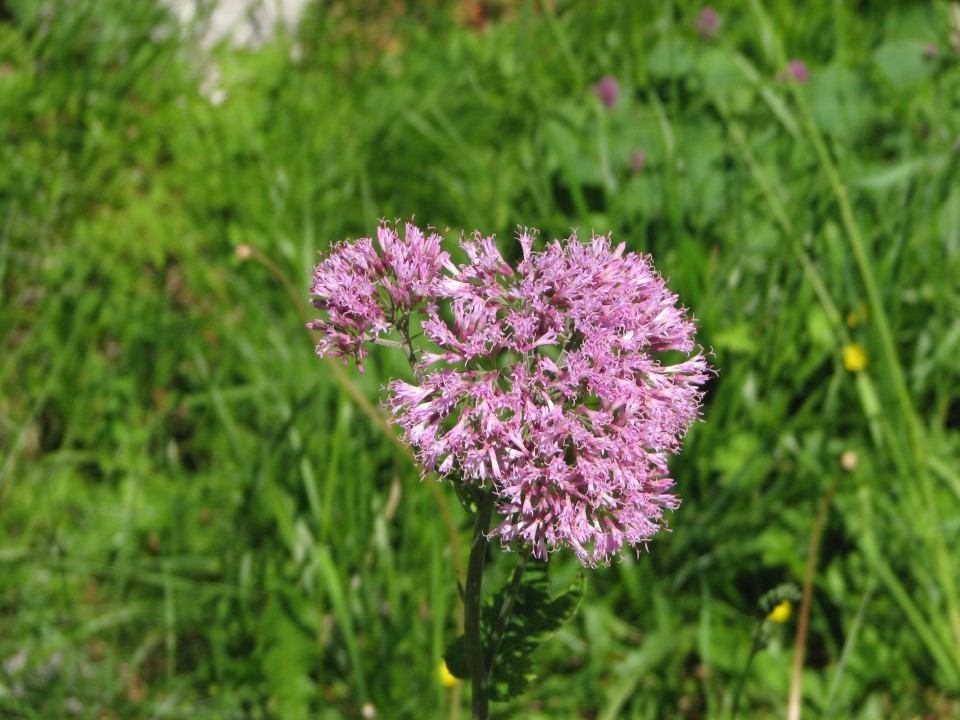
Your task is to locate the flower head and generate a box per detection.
[591,76,620,109]
[439,659,459,687]
[694,7,721,40]
[395,229,707,565]
[843,343,867,372]
[845,302,869,328]
[310,223,710,566]
[767,600,792,623]
[308,220,449,371]
[780,59,810,83]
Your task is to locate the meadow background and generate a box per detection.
[2,0,960,717]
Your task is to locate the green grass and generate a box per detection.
[2,0,960,717]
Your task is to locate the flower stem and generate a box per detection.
[465,489,495,720]
[395,313,422,379]
[787,473,841,720]
[730,619,764,720]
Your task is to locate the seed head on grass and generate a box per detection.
[309,222,710,567]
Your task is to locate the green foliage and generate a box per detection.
[1,0,959,717]
[259,586,319,720]
[444,559,584,701]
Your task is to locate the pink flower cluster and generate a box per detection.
[309,221,710,566]
[307,222,449,372]
[694,6,721,40]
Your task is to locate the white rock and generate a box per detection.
[164,0,311,49]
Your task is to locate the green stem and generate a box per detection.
[465,490,495,720]
[730,619,764,720]
[788,473,841,720]
[396,313,422,380]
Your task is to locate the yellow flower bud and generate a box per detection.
[846,302,869,328]
[767,599,792,623]
[439,659,459,688]
[843,343,868,372]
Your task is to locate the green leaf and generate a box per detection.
[646,36,695,78]
[852,157,931,190]
[443,633,470,680]
[258,590,318,720]
[442,559,586,702]
[808,62,877,139]
[542,112,604,186]
[487,560,584,700]
[806,307,833,349]
[758,583,801,615]
[872,39,933,87]
[712,321,759,355]
[698,47,748,92]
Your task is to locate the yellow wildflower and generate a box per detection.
[846,302,869,328]
[843,343,868,372]
[439,659,459,688]
[767,599,792,623]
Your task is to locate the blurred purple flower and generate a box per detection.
[693,6,721,39]
[631,149,646,174]
[779,59,810,83]
[924,43,940,58]
[591,76,620,109]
